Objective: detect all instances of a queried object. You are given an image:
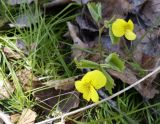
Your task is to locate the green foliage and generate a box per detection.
[104,19,120,44]
[75,59,100,69]
[77,90,160,124]
[104,17,115,28]
[102,69,115,94]
[108,25,120,44]
[0,1,79,115]
[75,53,125,94]
[128,61,147,77]
[87,2,120,45]
[87,2,102,23]
[105,53,125,72]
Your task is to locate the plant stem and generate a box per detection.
[98,25,105,60]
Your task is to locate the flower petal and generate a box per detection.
[127,19,134,31]
[81,70,106,89]
[125,30,136,40]
[75,81,88,93]
[83,92,90,101]
[81,71,92,83]
[90,86,99,102]
[112,19,126,37]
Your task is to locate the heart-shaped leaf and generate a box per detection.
[87,2,102,23]
[105,53,125,72]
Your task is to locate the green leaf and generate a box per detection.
[109,25,120,44]
[75,59,100,69]
[87,2,102,23]
[104,17,119,44]
[104,17,115,28]
[104,20,110,28]
[101,69,115,94]
[128,62,147,77]
[105,53,125,72]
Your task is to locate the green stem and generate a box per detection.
[98,25,105,60]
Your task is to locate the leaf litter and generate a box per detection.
[0,0,160,123]
[68,0,160,99]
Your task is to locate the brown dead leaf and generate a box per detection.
[43,0,71,8]
[65,0,159,100]
[108,67,159,99]
[133,27,160,69]
[17,109,37,124]
[108,68,139,88]
[44,75,81,91]
[0,72,14,100]
[3,47,22,60]
[7,0,33,5]
[93,0,130,19]
[76,15,98,33]
[142,29,160,58]
[10,114,21,123]
[59,91,79,113]
[34,87,79,114]
[76,0,130,36]
[141,0,160,26]
[67,22,88,60]
[16,69,38,91]
[16,39,29,55]
[121,20,160,99]
[129,0,147,14]
[34,75,80,114]
[43,0,89,9]
[0,81,14,100]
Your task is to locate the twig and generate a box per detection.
[36,66,160,124]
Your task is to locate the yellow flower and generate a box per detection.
[75,70,106,102]
[112,19,136,40]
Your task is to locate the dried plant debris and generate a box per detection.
[76,15,98,32]
[9,12,40,28]
[44,75,81,91]
[16,39,29,55]
[86,0,129,20]
[16,69,39,91]
[34,87,79,114]
[107,28,160,98]
[142,30,160,57]
[0,71,14,100]
[133,28,160,69]
[7,0,33,5]
[43,0,72,8]
[59,91,79,113]
[17,109,37,124]
[36,76,81,113]
[67,0,160,99]
[2,38,29,60]
[34,76,80,113]
[75,0,130,33]
[10,114,21,124]
[109,31,160,98]
[141,0,160,26]
[129,0,147,14]
[67,22,89,60]
[108,68,159,99]
[43,0,90,9]
[3,47,22,60]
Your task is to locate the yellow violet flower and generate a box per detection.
[75,70,106,102]
[112,19,136,40]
